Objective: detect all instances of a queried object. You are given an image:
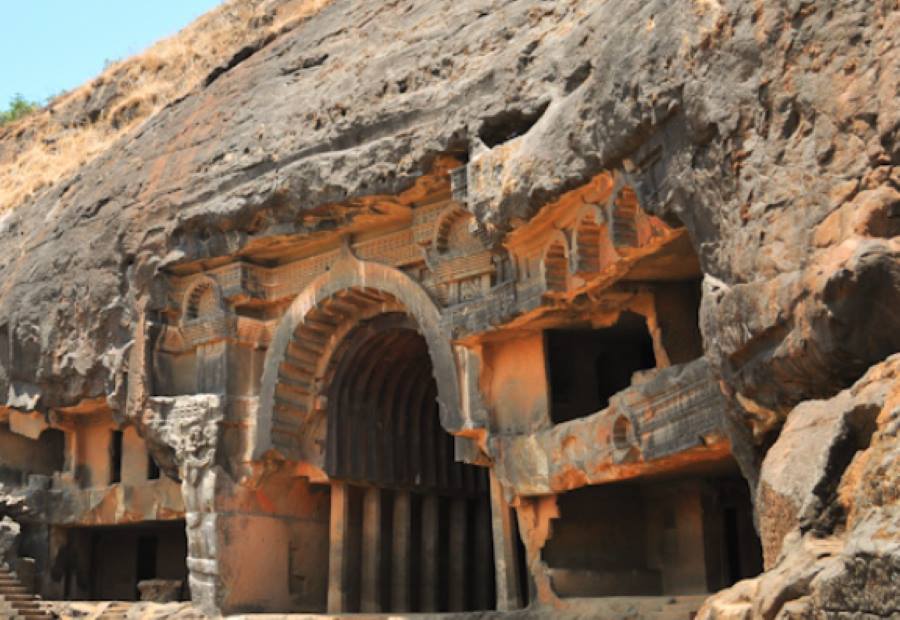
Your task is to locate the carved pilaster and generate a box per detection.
[143,394,223,616]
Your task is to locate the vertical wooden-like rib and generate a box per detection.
[360,333,391,483]
[391,490,412,612]
[390,364,414,486]
[379,354,405,486]
[473,494,494,610]
[436,406,450,489]
[448,497,468,611]
[420,493,440,612]
[351,332,382,481]
[421,382,438,488]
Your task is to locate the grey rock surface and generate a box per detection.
[699,355,900,619]
[0,0,896,418]
[0,0,897,616]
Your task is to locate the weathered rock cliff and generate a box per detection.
[0,0,897,616]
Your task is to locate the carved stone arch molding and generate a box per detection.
[432,204,483,256]
[181,275,225,323]
[256,255,465,465]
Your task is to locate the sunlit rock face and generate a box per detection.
[0,0,896,618]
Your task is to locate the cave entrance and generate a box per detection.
[541,463,762,599]
[56,520,188,602]
[323,313,495,613]
[546,311,657,424]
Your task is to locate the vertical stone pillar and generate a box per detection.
[473,495,493,609]
[421,493,440,612]
[448,497,469,611]
[489,472,522,611]
[360,486,383,612]
[327,481,350,613]
[143,395,224,617]
[391,490,411,612]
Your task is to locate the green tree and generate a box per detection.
[0,94,39,125]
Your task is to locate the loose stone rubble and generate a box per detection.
[0,0,896,618]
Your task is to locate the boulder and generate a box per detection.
[138,579,184,603]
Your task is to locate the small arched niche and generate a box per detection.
[182,278,224,323]
[542,236,570,293]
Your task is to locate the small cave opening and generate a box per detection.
[652,279,704,365]
[546,311,657,424]
[478,101,550,148]
[53,521,189,602]
[541,465,763,599]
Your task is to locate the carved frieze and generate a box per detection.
[158,170,688,362]
[144,395,223,484]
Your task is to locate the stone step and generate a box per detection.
[5,594,38,602]
[0,593,29,599]
[16,612,53,620]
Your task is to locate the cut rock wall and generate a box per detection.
[0,0,896,617]
[700,355,900,619]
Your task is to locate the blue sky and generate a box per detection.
[1,1,224,107]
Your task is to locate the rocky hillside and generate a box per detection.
[0,0,329,214]
[0,0,897,617]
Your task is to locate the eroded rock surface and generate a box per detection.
[0,0,897,617]
[699,355,900,619]
[0,0,896,418]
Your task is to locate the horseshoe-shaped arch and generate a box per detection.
[255,256,465,464]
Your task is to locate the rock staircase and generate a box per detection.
[0,566,52,620]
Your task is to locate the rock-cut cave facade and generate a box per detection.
[3,160,766,616]
[0,0,897,618]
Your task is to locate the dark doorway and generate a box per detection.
[109,430,123,484]
[58,521,188,601]
[541,471,762,598]
[136,535,158,595]
[546,311,656,424]
[324,313,495,613]
[147,455,161,480]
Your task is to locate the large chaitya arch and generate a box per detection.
[258,257,496,613]
[256,255,469,466]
